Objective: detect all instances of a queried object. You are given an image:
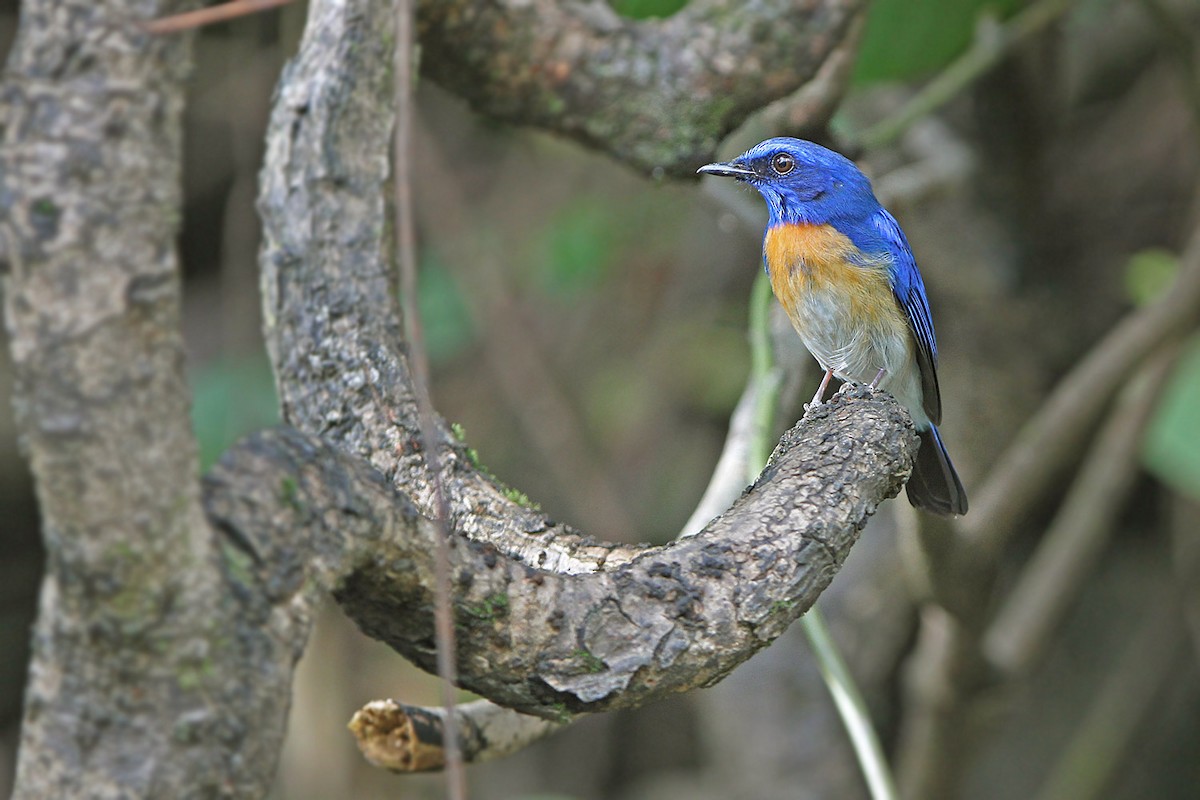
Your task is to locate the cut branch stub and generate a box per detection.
[205,386,918,719]
[349,699,567,772]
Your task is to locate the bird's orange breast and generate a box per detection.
[763,222,896,326]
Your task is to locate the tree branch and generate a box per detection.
[414,0,865,177]
[205,388,919,719]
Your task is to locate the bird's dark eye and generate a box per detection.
[771,153,795,175]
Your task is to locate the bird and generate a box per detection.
[699,137,967,516]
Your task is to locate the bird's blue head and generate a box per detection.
[698,137,880,229]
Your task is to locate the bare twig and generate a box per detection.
[142,0,293,34]
[983,344,1180,676]
[1034,583,1189,800]
[960,223,1200,563]
[391,0,466,794]
[679,371,769,538]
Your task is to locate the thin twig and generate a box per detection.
[391,0,466,796]
[1034,583,1188,800]
[960,223,1200,563]
[855,0,1078,150]
[142,0,293,34]
[804,608,901,800]
[679,375,761,538]
[983,343,1181,676]
[747,272,784,471]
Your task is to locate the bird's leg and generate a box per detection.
[808,368,835,409]
[870,367,887,389]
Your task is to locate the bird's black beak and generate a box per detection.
[697,160,756,180]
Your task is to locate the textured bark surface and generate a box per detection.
[259,0,647,577]
[204,395,917,718]
[416,0,864,177]
[0,2,307,797]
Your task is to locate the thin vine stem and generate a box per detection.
[745,270,899,800]
[392,0,467,796]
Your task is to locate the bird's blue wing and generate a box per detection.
[872,210,942,425]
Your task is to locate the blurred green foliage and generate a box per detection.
[1124,248,1179,307]
[610,0,688,19]
[532,200,620,299]
[190,356,279,471]
[853,0,1025,84]
[419,250,476,363]
[1144,335,1200,500]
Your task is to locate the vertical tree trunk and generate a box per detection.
[1,3,305,796]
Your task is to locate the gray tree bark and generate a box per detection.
[0,2,301,796]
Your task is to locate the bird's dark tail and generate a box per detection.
[906,425,968,516]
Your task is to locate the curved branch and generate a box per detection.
[415,0,865,176]
[259,0,645,574]
[205,387,917,717]
[253,0,916,764]
[206,391,912,714]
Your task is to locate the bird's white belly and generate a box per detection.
[788,285,927,426]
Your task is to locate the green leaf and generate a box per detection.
[1143,335,1200,500]
[191,356,279,471]
[1124,248,1179,307]
[610,0,687,19]
[853,0,1025,85]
